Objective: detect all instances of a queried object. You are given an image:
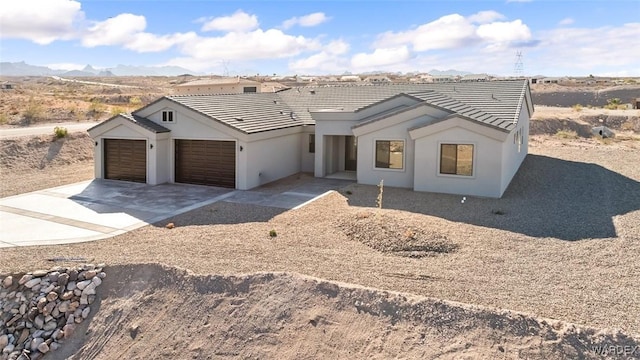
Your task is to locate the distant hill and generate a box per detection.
[0,61,199,77]
[428,69,472,76]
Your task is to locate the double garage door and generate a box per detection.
[175,140,236,188]
[104,139,236,188]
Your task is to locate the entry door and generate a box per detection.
[345,136,357,171]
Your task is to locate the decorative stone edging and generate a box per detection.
[0,264,105,360]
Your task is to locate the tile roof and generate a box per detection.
[157,80,530,134]
[88,113,170,133]
[278,80,529,131]
[166,93,302,134]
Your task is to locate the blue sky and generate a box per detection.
[1,0,639,76]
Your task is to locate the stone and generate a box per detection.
[76,280,91,291]
[57,273,69,287]
[80,295,88,305]
[88,295,96,305]
[17,329,29,344]
[60,291,74,301]
[48,272,60,282]
[34,315,44,329]
[66,315,75,325]
[43,302,56,316]
[24,278,41,288]
[52,329,62,340]
[30,337,44,351]
[73,289,82,296]
[27,307,38,322]
[2,276,13,288]
[81,307,90,319]
[84,270,97,279]
[97,272,107,279]
[3,343,15,354]
[46,292,58,302]
[66,281,76,291]
[32,330,44,339]
[58,301,70,313]
[82,287,96,296]
[36,297,47,311]
[43,320,57,331]
[68,270,78,282]
[62,324,76,339]
[37,342,49,353]
[6,314,21,327]
[19,303,26,315]
[0,334,8,349]
[18,275,32,285]
[32,270,48,278]
[91,277,102,286]
[50,342,61,351]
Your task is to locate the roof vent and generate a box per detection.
[310,90,316,95]
[290,112,296,120]
[273,100,278,104]
[235,117,244,121]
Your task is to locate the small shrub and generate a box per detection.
[53,126,68,139]
[129,96,142,106]
[23,96,44,124]
[572,104,583,112]
[555,129,578,139]
[110,106,126,117]
[165,222,175,229]
[345,190,352,195]
[0,113,8,125]
[269,229,277,237]
[604,98,624,110]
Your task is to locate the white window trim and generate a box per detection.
[161,110,175,123]
[373,138,406,172]
[436,141,477,179]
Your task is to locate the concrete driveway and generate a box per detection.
[0,177,354,248]
[0,180,234,247]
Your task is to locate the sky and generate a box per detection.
[1,0,639,77]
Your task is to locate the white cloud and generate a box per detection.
[0,0,83,44]
[172,29,321,66]
[374,12,532,53]
[201,10,259,32]
[351,46,411,71]
[468,11,505,24]
[559,18,574,26]
[376,14,478,51]
[82,13,195,52]
[282,12,330,29]
[476,20,532,43]
[288,39,350,74]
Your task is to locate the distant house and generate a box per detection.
[88,80,533,198]
[364,75,391,83]
[461,74,491,82]
[174,77,264,95]
[1,82,13,90]
[432,75,458,83]
[340,75,362,82]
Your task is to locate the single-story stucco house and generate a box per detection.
[87,80,534,198]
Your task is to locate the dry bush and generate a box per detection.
[555,129,579,139]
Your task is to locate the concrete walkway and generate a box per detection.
[0,178,353,248]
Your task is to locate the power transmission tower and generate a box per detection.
[514,51,524,77]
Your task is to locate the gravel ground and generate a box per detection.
[1,134,639,337]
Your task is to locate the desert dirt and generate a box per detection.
[1,97,640,358]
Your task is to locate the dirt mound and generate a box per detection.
[54,264,638,359]
[336,210,457,257]
[0,132,94,197]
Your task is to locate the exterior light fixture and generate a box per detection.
[150,143,154,149]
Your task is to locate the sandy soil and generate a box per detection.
[38,263,634,360]
[1,109,639,359]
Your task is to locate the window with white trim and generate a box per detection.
[375,140,404,169]
[440,144,474,176]
[162,110,174,123]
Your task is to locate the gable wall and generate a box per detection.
[414,126,503,198]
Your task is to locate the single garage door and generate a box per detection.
[104,139,147,183]
[175,140,236,188]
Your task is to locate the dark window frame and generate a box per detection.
[162,110,174,123]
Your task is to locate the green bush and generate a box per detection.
[54,126,68,139]
[23,96,44,124]
[269,229,277,237]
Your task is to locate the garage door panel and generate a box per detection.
[175,140,236,188]
[104,139,146,183]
